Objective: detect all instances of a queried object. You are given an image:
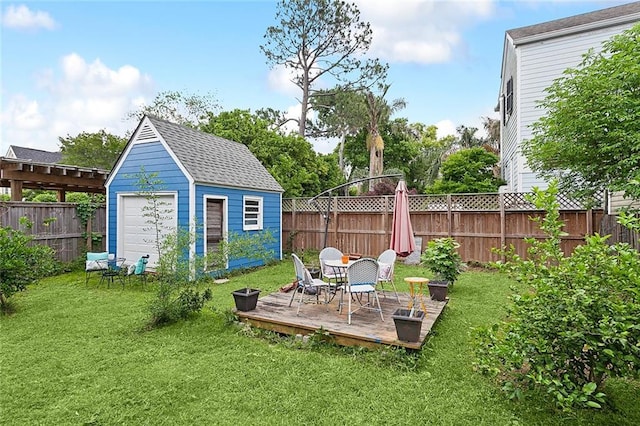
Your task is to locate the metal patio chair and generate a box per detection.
[341,257,384,325]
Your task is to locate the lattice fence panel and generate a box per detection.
[409,195,448,211]
[502,193,536,210]
[284,192,603,213]
[283,198,321,212]
[336,196,392,212]
[451,194,500,211]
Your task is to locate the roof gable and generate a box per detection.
[7,145,62,164]
[141,115,283,193]
[507,1,640,45]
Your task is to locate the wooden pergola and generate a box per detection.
[0,157,108,201]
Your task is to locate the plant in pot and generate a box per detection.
[420,237,463,301]
[208,231,275,312]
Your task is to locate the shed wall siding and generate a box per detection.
[108,141,190,254]
[195,185,281,269]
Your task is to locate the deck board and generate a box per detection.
[235,290,448,350]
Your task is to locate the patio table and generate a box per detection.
[98,257,127,288]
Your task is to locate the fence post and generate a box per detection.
[86,215,92,251]
[383,195,389,248]
[291,199,297,252]
[499,193,506,262]
[332,196,339,248]
[586,208,593,236]
[447,194,452,236]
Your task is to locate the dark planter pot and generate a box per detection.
[428,280,449,301]
[232,288,261,311]
[391,308,425,342]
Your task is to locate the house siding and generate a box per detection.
[500,38,520,191]
[499,9,638,193]
[609,191,640,214]
[195,184,282,270]
[107,141,190,254]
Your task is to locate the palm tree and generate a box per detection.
[365,84,406,180]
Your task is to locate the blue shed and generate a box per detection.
[105,115,284,272]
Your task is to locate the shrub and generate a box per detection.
[0,226,57,312]
[420,237,463,283]
[472,182,640,410]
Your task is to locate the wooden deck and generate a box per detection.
[235,290,448,350]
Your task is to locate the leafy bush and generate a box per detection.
[208,230,276,278]
[472,182,640,410]
[0,226,57,312]
[420,237,463,283]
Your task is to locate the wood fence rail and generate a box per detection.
[0,202,106,263]
[283,193,604,263]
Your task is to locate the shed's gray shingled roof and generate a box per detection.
[507,1,640,43]
[146,115,284,193]
[9,146,62,164]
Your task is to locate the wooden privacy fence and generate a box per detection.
[283,193,604,263]
[0,202,106,263]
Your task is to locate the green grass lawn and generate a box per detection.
[1,261,638,425]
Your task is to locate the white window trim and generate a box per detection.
[243,196,263,231]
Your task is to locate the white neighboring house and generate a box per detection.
[498,1,640,208]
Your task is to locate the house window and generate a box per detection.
[505,77,514,117]
[243,196,263,231]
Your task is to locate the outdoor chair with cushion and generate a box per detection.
[341,257,384,325]
[126,254,150,288]
[85,251,109,285]
[289,253,329,316]
[377,249,400,302]
[319,247,346,298]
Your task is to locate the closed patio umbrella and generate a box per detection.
[389,180,415,257]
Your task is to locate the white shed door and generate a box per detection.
[119,194,177,268]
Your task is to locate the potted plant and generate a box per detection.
[420,237,463,301]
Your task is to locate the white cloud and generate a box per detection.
[1,4,56,30]
[354,0,496,64]
[1,53,154,153]
[267,64,299,97]
[435,119,457,139]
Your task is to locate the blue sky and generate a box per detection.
[0,0,629,155]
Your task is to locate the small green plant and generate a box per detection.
[472,181,640,411]
[208,230,276,280]
[420,237,463,283]
[131,167,213,327]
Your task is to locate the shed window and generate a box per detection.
[243,196,263,231]
[505,77,514,117]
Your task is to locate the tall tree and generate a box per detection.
[126,90,219,128]
[59,130,127,170]
[200,109,344,197]
[455,125,484,150]
[523,23,640,201]
[426,147,505,194]
[364,84,406,179]
[481,116,500,153]
[309,88,368,177]
[261,0,387,137]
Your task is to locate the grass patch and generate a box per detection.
[1,261,638,425]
